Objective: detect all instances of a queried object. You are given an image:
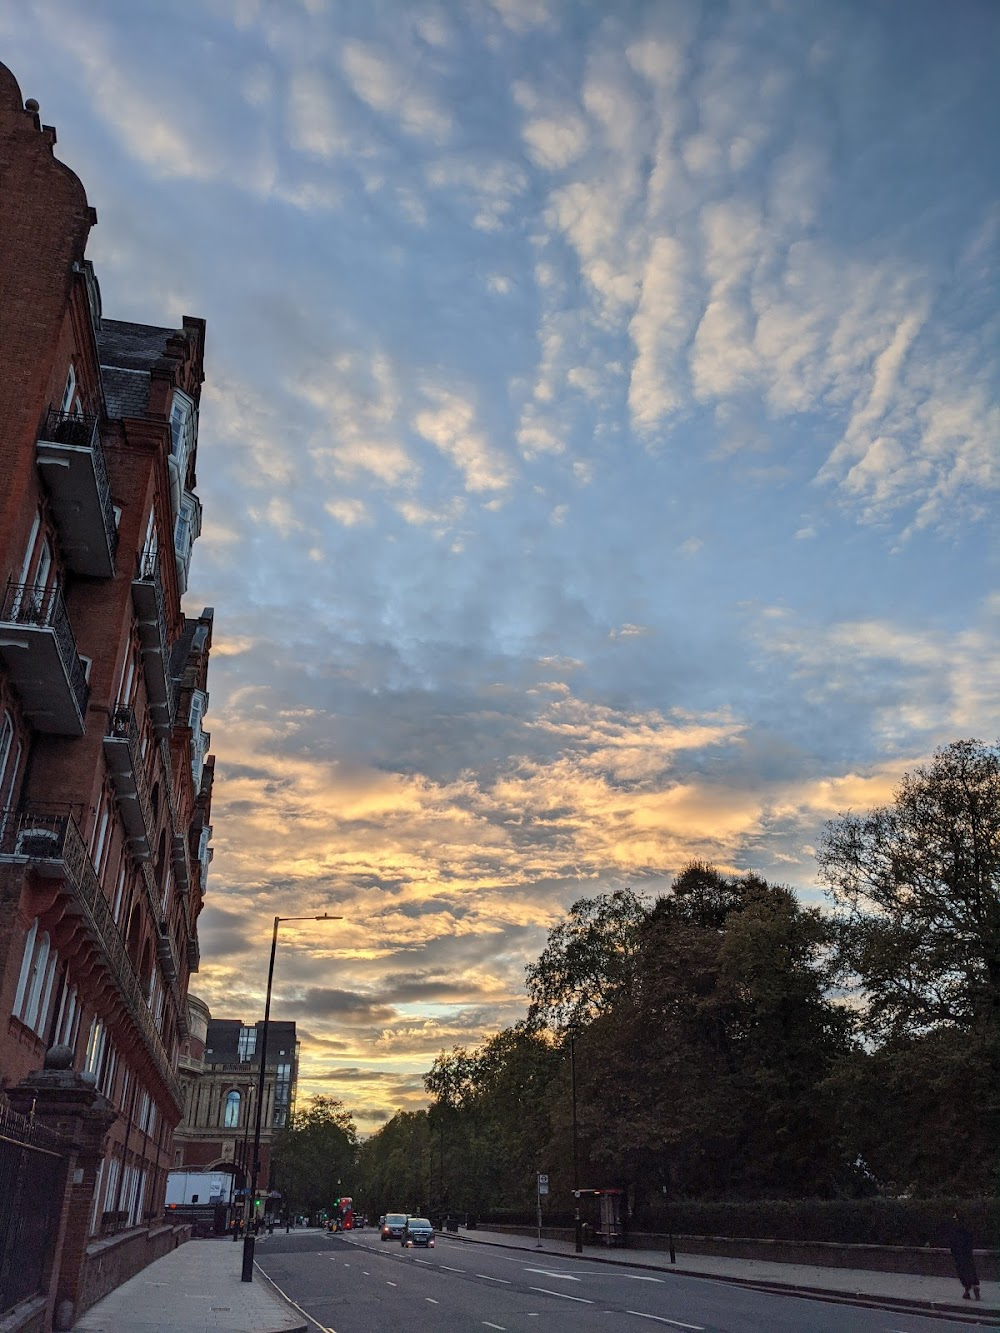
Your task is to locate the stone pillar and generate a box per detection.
[8,1046,117,1331]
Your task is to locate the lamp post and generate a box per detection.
[570,1028,582,1254]
[242,912,341,1282]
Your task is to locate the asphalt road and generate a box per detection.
[253,1229,986,1333]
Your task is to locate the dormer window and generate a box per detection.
[169,390,195,472]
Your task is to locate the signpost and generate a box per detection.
[535,1173,549,1248]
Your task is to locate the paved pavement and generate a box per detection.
[71,1224,1000,1330]
[450,1225,1000,1323]
[70,1234,314,1333]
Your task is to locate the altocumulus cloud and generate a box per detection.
[4,0,997,1132]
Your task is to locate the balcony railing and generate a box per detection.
[130,553,174,738]
[186,936,200,972]
[158,738,192,894]
[0,580,89,735]
[103,705,155,861]
[36,411,118,578]
[0,806,182,1111]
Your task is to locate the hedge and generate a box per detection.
[479,1198,1000,1248]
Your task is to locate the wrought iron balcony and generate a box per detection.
[0,805,182,1111]
[0,580,89,735]
[186,936,200,972]
[158,739,192,894]
[102,705,155,861]
[130,553,174,738]
[157,924,179,983]
[35,411,118,578]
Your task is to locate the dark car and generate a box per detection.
[402,1217,435,1248]
[380,1212,407,1241]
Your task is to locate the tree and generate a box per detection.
[271,1096,358,1218]
[818,739,1000,1037]
[525,888,650,1028]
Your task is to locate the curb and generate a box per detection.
[250,1258,316,1333]
[449,1232,1000,1327]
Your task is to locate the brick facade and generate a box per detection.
[172,1001,299,1204]
[0,58,215,1323]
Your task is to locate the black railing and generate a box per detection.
[0,579,90,719]
[0,807,182,1110]
[0,1101,66,1312]
[39,410,119,558]
[107,705,156,847]
[132,553,175,730]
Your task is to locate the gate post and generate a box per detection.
[8,1046,116,1331]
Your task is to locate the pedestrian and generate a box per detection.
[947,1212,981,1301]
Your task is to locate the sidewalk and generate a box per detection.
[449,1225,1000,1324]
[70,1234,316,1333]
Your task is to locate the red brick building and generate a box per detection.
[0,59,215,1320]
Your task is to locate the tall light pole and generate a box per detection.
[242,912,341,1282]
[570,1028,582,1253]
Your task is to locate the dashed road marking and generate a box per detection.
[483,1323,506,1330]
[529,1287,593,1304]
[441,1264,465,1272]
[625,1312,704,1330]
[386,1281,397,1287]
[426,1298,439,1304]
[624,1275,663,1282]
[524,1267,581,1281]
[477,1274,511,1282]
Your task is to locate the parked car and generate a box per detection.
[402,1217,435,1248]
[380,1212,408,1241]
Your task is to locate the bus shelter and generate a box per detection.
[574,1188,625,1246]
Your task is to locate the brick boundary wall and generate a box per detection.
[76,1223,190,1320]
[484,1224,1000,1281]
[0,1296,48,1333]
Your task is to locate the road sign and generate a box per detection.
[537,1173,549,1195]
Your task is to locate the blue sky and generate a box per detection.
[5,0,998,1130]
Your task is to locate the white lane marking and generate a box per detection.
[483,1324,506,1330]
[524,1267,581,1281]
[441,1264,465,1272]
[625,1311,704,1330]
[529,1286,593,1304]
[362,1270,370,1275]
[476,1274,511,1283]
[426,1298,439,1304]
[252,1262,333,1332]
[414,1258,432,1265]
[624,1275,663,1282]
[386,1281,397,1287]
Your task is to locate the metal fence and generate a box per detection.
[0,1101,66,1315]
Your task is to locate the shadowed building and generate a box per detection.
[0,59,215,1325]
[173,998,299,1204]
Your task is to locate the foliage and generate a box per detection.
[818,739,1000,1036]
[525,888,649,1028]
[271,1096,358,1217]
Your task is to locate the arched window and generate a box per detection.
[224,1090,241,1128]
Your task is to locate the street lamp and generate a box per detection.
[570,1028,582,1254]
[242,912,342,1282]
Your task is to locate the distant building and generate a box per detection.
[172,997,299,1199]
[0,58,215,1323]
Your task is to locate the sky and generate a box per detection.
[4,0,999,1134]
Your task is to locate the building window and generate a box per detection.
[224,1090,241,1128]
[237,1025,256,1061]
[12,919,58,1037]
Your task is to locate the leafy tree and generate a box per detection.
[525,888,650,1028]
[577,868,855,1201]
[356,1110,433,1219]
[271,1095,358,1217]
[818,739,1000,1036]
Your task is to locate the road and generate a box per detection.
[253,1229,986,1333]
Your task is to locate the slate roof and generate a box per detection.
[101,365,150,419]
[98,318,177,371]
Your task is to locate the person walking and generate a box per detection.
[947,1212,981,1301]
